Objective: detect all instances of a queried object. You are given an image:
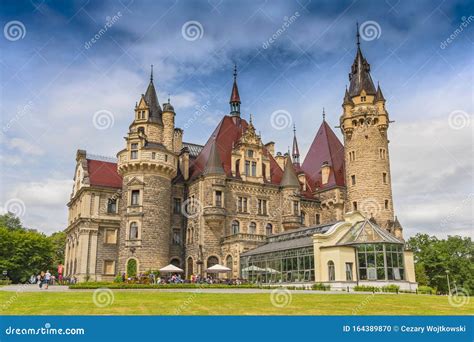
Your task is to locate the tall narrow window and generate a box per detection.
[173,198,181,214]
[131,190,140,206]
[345,262,353,281]
[231,220,240,235]
[215,191,222,207]
[258,199,267,215]
[243,197,248,212]
[172,229,181,245]
[385,200,389,210]
[107,199,117,213]
[251,161,257,176]
[353,201,358,211]
[130,143,138,160]
[316,214,321,225]
[328,261,335,281]
[351,175,356,185]
[247,150,254,158]
[265,223,273,236]
[235,159,240,176]
[245,161,250,175]
[293,201,299,215]
[129,222,138,240]
[300,211,306,225]
[262,163,267,179]
[249,222,256,234]
[383,172,387,184]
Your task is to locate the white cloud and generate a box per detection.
[8,138,45,156]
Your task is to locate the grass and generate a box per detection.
[0,290,472,315]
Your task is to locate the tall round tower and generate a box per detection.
[117,67,177,274]
[340,28,395,230]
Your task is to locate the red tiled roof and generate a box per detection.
[301,120,345,190]
[87,159,122,188]
[190,116,283,184]
[230,80,240,103]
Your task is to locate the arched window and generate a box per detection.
[127,258,138,277]
[129,222,138,240]
[170,258,180,267]
[328,260,335,281]
[265,223,273,236]
[248,222,256,234]
[226,255,233,270]
[231,220,240,235]
[207,256,219,268]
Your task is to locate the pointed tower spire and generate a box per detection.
[203,137,225,175]
[322,107,326,121]
[144,64,163,123]
[229,64,241,117]
[292,124,300,166]
[280,154,300,188]
[343,85,354,106]
[348,24,376,97]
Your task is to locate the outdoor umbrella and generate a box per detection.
[205,264,231,273]
[159,264,184,273]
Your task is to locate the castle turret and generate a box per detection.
[340,25,395,230]
[229,65,241,117]
[117,66,178,274]
[280,154,301,230]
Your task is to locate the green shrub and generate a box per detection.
[0,279,12,285]
[113,275,123,283]
[353,285,380,292]
[312,283,330,291]
[381,284,400,293]
[417,285,435,294]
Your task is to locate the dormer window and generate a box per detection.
[247,150,254,158]
[361,96,366,102]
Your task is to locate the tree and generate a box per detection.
[0,213,66,283]
[407,233,474,294]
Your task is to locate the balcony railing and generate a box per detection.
[221,233,267,244]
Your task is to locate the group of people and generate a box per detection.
[33,270,52,289]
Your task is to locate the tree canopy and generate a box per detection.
[407,233,474,294]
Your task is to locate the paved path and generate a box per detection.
[0,284,385,295]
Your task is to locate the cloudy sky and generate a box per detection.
[0,0,472,238]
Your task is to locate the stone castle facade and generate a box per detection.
[64,33,406,282]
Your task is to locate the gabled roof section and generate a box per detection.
[189,116,283,184]
[337,219,404,246]
[301,120,345,189]
[86,158,122,188]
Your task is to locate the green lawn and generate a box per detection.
[0,291,472,315]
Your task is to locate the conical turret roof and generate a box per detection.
[203,138,225,175]
[144,66,163,124]
[348,26,376,97]
[280,154,300,188]
[374,84,386,102]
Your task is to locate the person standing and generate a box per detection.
[38,271,45,289]
[44,270,51,289]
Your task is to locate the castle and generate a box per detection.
[64,30,417,289]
